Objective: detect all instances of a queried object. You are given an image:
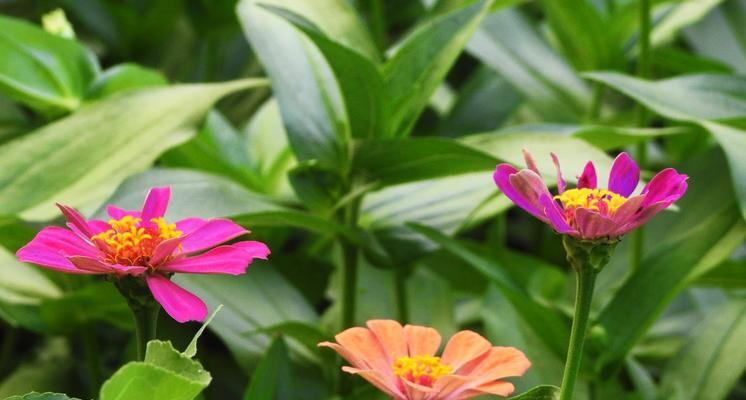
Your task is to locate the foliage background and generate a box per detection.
[0,0,743,399]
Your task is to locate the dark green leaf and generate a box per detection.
[242,337,293,400]
[86,63,167,99]
[693,259,746,287]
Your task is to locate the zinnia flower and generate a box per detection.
[16,187,269,323]
[493,151,687,240]
[319,320,530,399]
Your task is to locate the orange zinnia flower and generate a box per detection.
[319,320,530,399]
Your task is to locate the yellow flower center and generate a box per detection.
[554,188,627,216]
[392,356,452,387]
[90,215,182,266]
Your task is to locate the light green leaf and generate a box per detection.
[86,63,168,100]
[0,15,99,114]
[684,0,746,73]
[384,0,494,136]
[184,305,223,358]
[509,385,560,400]
[0,247,60,307]
[0,79,266,221]
[467,8,589,121]
[660,300,746,400]
[651,0,726,48]
[4,393,79,400]
[242,337,293,400]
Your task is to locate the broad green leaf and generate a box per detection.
[0,247,60,307]
[39,283,131,333]
[651,0,726,48]
[86,63,167,99]
[467,8,589,121]
[0,95,28,142]
[100,340,211,400]
[693,259,746,287]
[244,321,328,359]
[509,385,560,400]
[684,0,746,73]
[175,268,318,370]
[384,0,494,137]
[0,79,266,221]
[409,223,569,358]
[585,72,746,219]
[4,393,79,400]
[660,300,746,400]
[0,15,99,114]
[242,337,293,400]
[237,0,376,169]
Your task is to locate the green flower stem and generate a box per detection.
[132,304,159,361]
[559,237,617,400]
[394,267,410,323]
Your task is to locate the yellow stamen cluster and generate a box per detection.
[392,356,452,385]
[554,188,627,216]
[91,216,182,266]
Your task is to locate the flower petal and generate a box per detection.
[150,237,185,266]
[575,208,617,239]
[538,193,576,235]
[367,320,407,364]
[107,205,140,220]
[403,324,441,358]
[176,218,249,254]
[611,195,646,225]
[577,161,597,189]
[456,380,515,399]
[608,152,640,197]
[140,187,171,222]
[56,204,97,238]
[68,256,147,275]
[146,274,207,323]
[613,200,671,236]
[159,241,268,275]
[340,367,404,399]
[493,165,550,222]
[641,168,688,208]
[440,330,492,372]
[522,149,540,174]
[550,152,566,194]
[16,227,100,274]
[333,327,391,373]
[462,346,531,380]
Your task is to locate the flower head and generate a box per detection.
[16,187,270,323]
[493,151,687,240]
[319,320,530,399]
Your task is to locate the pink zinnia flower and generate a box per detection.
[319,320,530,399]
[493,151,688,240]
[16,187,269,323]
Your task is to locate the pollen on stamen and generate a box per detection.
[90,216,182,266]
[392,355,452,387]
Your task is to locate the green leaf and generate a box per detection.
[244,321,327,359]
[0,247,60,307]
[684,0,746,73]
[86,63,168,100]
[651,0,726,49]
[509,385,560,400]
[693,259,746,288]
[237,0,376,169]
[660,300,746,400]
[242,337,293,400]
[4,393,79,400]
[184,305,224,358]
[0,15,99,114]
[0,79,267,221]
[100,340,211,400]
[383,0,494,137]
[409,223,569,359]
[39,283,131,333]
[467,8,589,121]
[0,340,75,397]
[585,72,746,219]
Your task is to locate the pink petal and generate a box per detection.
[68,256,147,275]
[17,244,95,274]
[539,193,576,234]
[176,218,249,254]
[56,204,96,238]
[493,165,549,222]
[107,205,140,220]
[174,218,209,236]
[146,274,207,323]
[522,149,540,174]
[611,195,646,225]
[575,208,617,239]
[159,241,269,275]
[577,161,597,189]
[16,227,101,274]
[613,200,671,236]
[608,152,640,197]
[140,187,171,222]
[550,152,566,194]
[641,168,688,208]
[150,237,184,266]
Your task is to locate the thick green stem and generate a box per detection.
[559,237,617,400]
[394,267,410,323]
[132,305,159,361]
[367,0,386,51]
[559,267,597,400]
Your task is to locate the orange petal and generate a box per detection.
[462,346,531,380]
[342,366,405,399]
[401,376,436,400]
[318,341,366,369]
[440,330,492,371]
[367,320,407,364]
[334,327,391,373]
[403,324,441,357]
[456,381,515,399]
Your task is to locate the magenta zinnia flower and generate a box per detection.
[493,151,687,240]
[16,187,269,323]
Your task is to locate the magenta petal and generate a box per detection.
[613,201,670,236]
[522,149,540,174]
[538,193,576,234]
[160,241,268,275]
[177,219,249,254]
[494,165,549,222]
[56,204,96,238]
[608,152,640,197]
[17,245,94,274]
[150,237,184,266]
[146,274,207,323]
[107,205,140,220]
[611,195,645,225]
[174,218,208,236]
[577,161,597,189]
[575,208,617,239]
[641,168,688,208]
[550,152,566,194]
[68,256,147,276]
[140,187,171,222]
